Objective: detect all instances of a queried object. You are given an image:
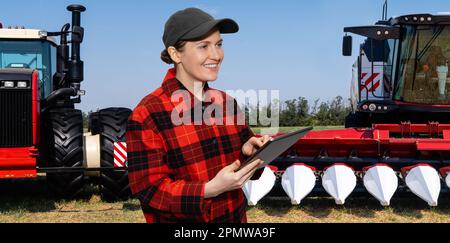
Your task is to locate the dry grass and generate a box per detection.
[0,179,145,223]
[247,196,450,223]
[1,178,450,223]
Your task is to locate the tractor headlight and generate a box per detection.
[3,81,14,88]
[369,104,377,112]
[17,81,27,88]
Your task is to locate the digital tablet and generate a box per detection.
[238,127,313,171]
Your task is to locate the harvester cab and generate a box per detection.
[343,12,450,128]
[0,5,132,201]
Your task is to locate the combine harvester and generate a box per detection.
[243,4,450,207]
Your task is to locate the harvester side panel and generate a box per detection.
[274,124,450,172]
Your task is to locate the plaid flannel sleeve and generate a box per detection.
[126,114,211,222]
[238,125,255,162]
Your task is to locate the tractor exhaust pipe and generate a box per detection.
[43,5,86,108]
[67,4,86,84]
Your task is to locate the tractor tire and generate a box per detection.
[92,108,132,202]
[42,108,85,199]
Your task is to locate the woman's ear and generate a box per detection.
[168,47,181,64]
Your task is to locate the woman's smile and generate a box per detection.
[203,63,220,72]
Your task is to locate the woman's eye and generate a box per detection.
[199,45,208,49]
[217,43,223,48]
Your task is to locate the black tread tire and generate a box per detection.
[89,112,101,135]
[42,108,85,199]
[94,108,132,202]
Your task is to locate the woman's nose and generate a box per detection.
[209,46,222,61]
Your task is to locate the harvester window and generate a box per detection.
[396,25,450,104]
[358,38,397,101]
[0,40,54,98]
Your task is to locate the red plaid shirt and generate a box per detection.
[126,68,254,223]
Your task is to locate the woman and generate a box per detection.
[126,8,270,223]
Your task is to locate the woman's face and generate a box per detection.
[174,30,224,83]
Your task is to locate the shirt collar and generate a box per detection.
[161,68,211,101]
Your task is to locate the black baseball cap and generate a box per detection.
[163,8,239,48]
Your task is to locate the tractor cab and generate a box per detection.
[0,31,57,99]
[343,13,450,127]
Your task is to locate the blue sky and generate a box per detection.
[1,0,449,112]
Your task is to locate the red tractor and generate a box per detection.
[0,5,131,201]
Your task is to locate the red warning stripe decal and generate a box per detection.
[114,142,127,168]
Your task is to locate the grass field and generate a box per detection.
[1,178,450,223]
[1,126,450,223]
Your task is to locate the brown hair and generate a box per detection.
[160,41,187,64]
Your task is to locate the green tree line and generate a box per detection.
[245,96,351,127]
[82,96,350,129]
